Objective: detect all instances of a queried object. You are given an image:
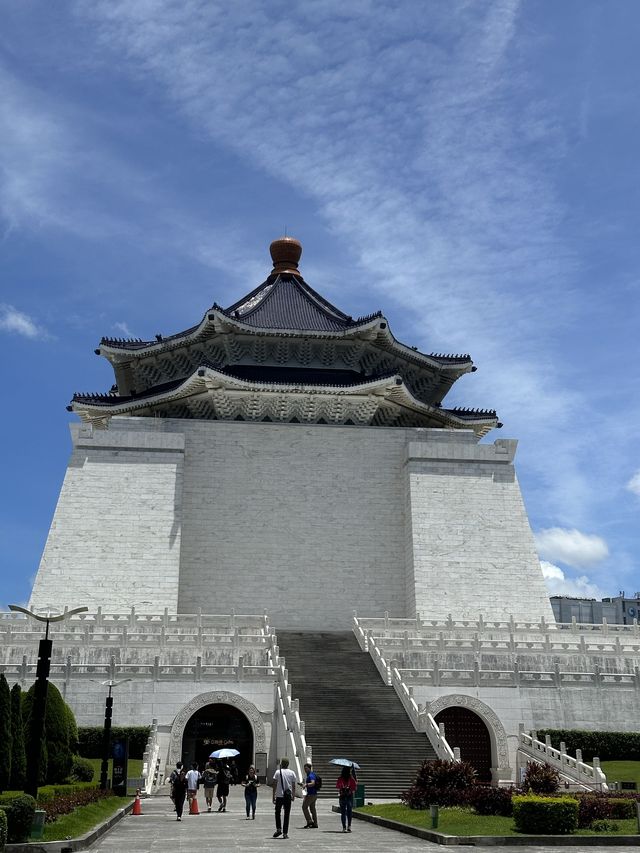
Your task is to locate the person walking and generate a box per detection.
[241,764,260,819]
[216,761,231,812]
[186,762,200,811]
[171,765,188,821]
[336,765,357,833]
[302,762,319,828]
[169,761,183,812]
[272,757,297,839]
[201,761,217,812]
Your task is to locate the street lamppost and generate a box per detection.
[8,605,88,798]
[98,679,132,791]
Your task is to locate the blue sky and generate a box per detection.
[1,1,639,610]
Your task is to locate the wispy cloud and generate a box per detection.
[0,304,44,339]
[535,527,609,569]
[626,470,640,497]
[540,561,605,599]
[113,321,133,337]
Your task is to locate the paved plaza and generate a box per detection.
[86,794,640,852]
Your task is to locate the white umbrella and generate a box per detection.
[330,758,361,769]
[209,748,240,759]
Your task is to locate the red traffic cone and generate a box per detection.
[189,795,200,815]
[132,789,143,816]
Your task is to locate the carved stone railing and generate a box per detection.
[141,719,161,794]
[392,664,640,691]
[518,726,608,792]
[2,655,278,688]
[353,616,458,762]
[266,633,311,782]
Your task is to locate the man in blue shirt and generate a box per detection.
[302,762,319,828]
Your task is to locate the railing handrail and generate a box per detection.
[518,727,608,792]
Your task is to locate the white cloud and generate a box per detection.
[113,321,133,337]
[0,304,42,339]
[540,561,605,599]
[626,470,640,496]
[535,527,609,568]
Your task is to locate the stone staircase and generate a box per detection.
[276,630,436,799]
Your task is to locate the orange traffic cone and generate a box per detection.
[132,789,143,816]
[189,795,200,815]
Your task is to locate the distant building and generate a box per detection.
[551,593,640,624]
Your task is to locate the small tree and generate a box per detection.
[10,684,26,790]
[522,761,560,795]
[23,682,75,784]
[0,674,12,792]
[401,759,477,808]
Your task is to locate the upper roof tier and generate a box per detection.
[74,236,499,433]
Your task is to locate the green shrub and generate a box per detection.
[0,675,11,793]
[0,808,7,851]
[513,795,578,835]
[69,756,95,782]
[23,683,76,784]
[77,726,150,759]
[537,729,640,761]
[466,785,514,816]
[592,819,619,832]
[521,761,560,795]
[9,685,26,790]
[0,794,36,843]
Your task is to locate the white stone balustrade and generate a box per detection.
[517,725,608,792]
[267,634,311,783]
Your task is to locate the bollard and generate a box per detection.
[430,804,439,829]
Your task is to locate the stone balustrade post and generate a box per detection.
[545,734,552,749]
[560,741,566,768]
[509,614,515,633]
[539,614,547,632]
[153,656,160,682]
[473,659,480,687]
[195,656,202,682]
[554,663,562,688]
[594,664,602,687]
[513,659,520,686]
[446,613,454,630]
[571,615,577,632]
[366,628,373,652]
[579,635,587,655]
[473,632,480,654]
[163,607,169,629]
[160,626,167,648]
[454,747,461,761]
[109,655,116,681]
[508,633,515,653]
[65,656,72,687]
[635,666,640,691]
[129,606,136,628]
[121,625,128,648]
[96,606,103,627]
[292,698,299,714]
[433,658,441,687]
[196,607,202,629]
[478,614,484,631]
[384,610,389,629]
[438,632,445,653]
[20,655,27,684]
[403,630,409,652]
[602,617,608,634]
[237,655,244,681]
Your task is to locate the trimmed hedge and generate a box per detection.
[70,755,95,782]
[0,808,7,851]
[513,795,578,835]
[576,794,638,828]
[77,726,150,759]
[0,794,36,843]
[537,729,640,761]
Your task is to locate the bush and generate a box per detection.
[77,726,150,759]
[576,794,638,828]
[69,756,95,782]
[466,785,514,816]
[521,761,560,795]
[537,729,640,762]
[591,819,619,832]
[0,675,11,793]
[513,795,578,835]
[0,794,36,843]
[401,759,477,808]
[23,683,76,784]
[9,685,26,790]
[40,787,113,823]
[0,808,6,851]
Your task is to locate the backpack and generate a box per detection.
[314,774,323,792]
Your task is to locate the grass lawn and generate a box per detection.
[42,795,128,842]
[87,757,143,788]
[601,760,640,789]
[356,804,638,837]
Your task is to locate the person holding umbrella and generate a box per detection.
[208,748,239,812]
[333,759,358,833]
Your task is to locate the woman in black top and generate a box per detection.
[216,762,231,812]
[242,765,260,818]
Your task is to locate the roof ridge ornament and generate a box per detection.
[270,236,302,275]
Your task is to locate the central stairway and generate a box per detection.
[276,631,436,799]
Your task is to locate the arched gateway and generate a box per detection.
[168,691,267,777]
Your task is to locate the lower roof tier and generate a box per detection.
[70,365,500,436]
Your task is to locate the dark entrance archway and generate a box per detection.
[434,706,492,783]
[182,703,254,778]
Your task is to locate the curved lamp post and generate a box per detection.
[98,679,132,791]
[8,605,88,798]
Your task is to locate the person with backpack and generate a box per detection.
[216,761,231,812]
[169,761,183,812]
[201,761,217,812]
[171,765,188,821]
[336,765,357,833]
[302,761,321,828]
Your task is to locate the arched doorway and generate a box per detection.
[182,703,254,778]
[434,706,492,783]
